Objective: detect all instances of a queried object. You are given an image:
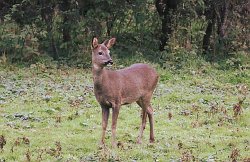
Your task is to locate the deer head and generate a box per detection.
[91,37,116,69]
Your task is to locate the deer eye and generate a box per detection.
[98,52,103,55]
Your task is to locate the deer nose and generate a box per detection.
[107,59,113,65]
[104,59,113,65]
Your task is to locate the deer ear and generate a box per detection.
[92,37,99,49]
[104,38,116,49]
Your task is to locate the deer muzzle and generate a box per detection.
[105,60,113,65]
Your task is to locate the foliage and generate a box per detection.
[0,0,248,64]
[0,21,45,62]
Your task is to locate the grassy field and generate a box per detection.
[0,60,249,161]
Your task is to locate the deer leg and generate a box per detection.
[136,99,148,143]
[137,108,147,144]
[147,105,155,143]
[111,105,120,147]
[101,107,110,145]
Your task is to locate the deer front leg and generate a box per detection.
[111,105,120,147]
[101,107,110,145]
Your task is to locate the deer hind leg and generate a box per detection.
[111,104,120,147]
[136,100,147,144]
[139,95,155,143]
[147,104,155,143]
[101,107,110,145]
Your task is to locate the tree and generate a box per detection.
[202,0,249,56]
[39,0,58,59]
[155,0,180,51]
[202,0,230,54]
[0,0,248,63]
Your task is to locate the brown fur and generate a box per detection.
[91,38,158,147]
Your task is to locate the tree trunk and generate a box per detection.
[216,0,229,39]
[202,0,230,54]
[155,0,179,51]
[61,0,71,42]
[202,0,215,54]
[202,19,214,52]
[40,1,59,60]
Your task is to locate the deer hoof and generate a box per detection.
[149,138,155,143]
[98,141,106,149]
[111,142,117,148]
[137,138,142,144]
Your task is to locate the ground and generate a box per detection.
[0,62,249,161]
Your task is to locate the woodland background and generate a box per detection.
[0,0,249,66]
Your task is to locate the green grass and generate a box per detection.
[0,61,250,161]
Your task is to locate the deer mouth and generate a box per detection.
[104,60,113,66]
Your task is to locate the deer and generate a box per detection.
[91,37,159,147]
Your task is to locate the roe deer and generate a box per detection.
[91,37,158,147]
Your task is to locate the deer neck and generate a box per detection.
[92,64,107,88]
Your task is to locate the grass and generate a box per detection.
[0,59,250,161]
